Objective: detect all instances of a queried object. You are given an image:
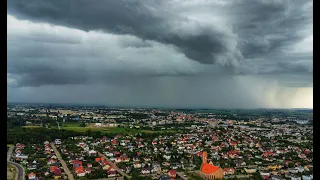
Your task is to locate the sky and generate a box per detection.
[7,0,313,109]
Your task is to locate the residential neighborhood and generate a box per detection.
[7,104,313,179]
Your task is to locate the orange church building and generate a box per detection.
[199,152,224,180]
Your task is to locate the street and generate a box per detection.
[51,143,75,180]
[177,171,190,180]
[7,146,14,161]
[97,152,131,179]
[8,161,25,180]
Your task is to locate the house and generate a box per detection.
[53,168,62,177]
[87,163,92,168]
[244,168,257,174]
[291,176,301,180]
[268,165,282,171]
[260,171,270,176]
[15,149,22,154]
[133,156,140,162]
[107,167,117,177]
[105,152,114,157]
[50,166,59,172]
[16,154,28,159]
[235,160,246,167]
[141,168,151,174]
[88,150,97,156]
[263,151,274,157]
[298,154,306,159]
[115,157,122,163]
[73,160,82,168]
[76,171,86,177]
[120,155,130,162]
[103,164,111,170]
[296,166,304,173]
[302,175,312,180]
[54,139,62,145]
[75,166,84,173]
[304,165,313,171]
[223,168,235,175]
[84,168,91,174]
[47,158,57,165]
[163,155,171,160]
[28,172,37,180]
[44,172,50,176]
[133,163,142,168]
[288,168,298,174]
[168,170,176,178]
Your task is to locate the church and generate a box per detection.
[199,152,224,180]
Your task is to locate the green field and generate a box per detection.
[62,122,81,127]
[23,126,42,128]
[24,122,179,134]
[61,126,178,134]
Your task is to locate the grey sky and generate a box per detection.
[7,0,313,108]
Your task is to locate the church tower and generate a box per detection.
[202,151,208,164]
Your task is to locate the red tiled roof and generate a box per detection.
[50,166,59,172]
[168,170,176,176]
[201,163,220,174]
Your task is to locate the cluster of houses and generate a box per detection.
[11,142,65,180]
[58,137,121,178]
[55,119,312,180]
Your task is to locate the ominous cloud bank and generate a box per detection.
[7,0,313,108]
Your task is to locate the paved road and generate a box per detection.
[177,172,189,180]
[51,143,75,180]
[92,177,124,180]
[7,146,14,161]
[98,152,131,179]
[8,161,25,180]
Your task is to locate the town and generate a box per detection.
[7,103,313,180]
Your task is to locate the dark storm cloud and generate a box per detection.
[7,0,239,65]
[7,0,313,108]
[7,0,312,73]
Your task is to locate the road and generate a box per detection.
[8,161,25,180]
[7,146,14,161]
[8,145,25,180]
[177,172,189,180]
[92,177,124,180]
[98,152,131,179]
[51,143,75,180]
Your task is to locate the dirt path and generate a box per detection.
[51,143,75,180]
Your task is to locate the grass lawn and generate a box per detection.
[62,122,82,127]
[7,164,17,180]
[22,125,42,128]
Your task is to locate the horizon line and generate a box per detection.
[7,101,313,110]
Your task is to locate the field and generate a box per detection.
[22,125,42,128]
[61,126,178,134]
[7,164,17,180]
[25,122,180,134]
